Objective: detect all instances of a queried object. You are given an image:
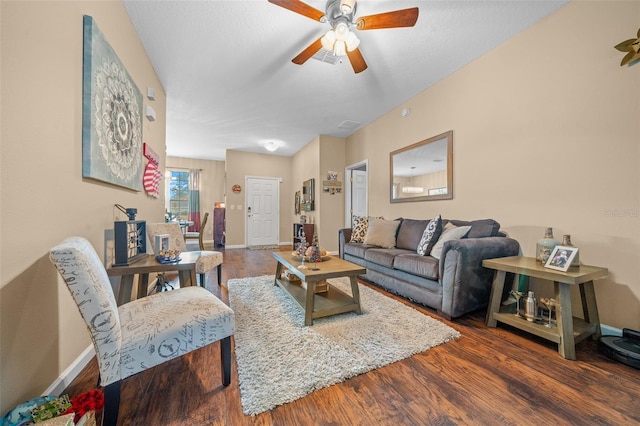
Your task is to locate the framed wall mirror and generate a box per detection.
[390,130,453,203]
[301,178,315,211]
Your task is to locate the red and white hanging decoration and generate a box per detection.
[142,143,162,198]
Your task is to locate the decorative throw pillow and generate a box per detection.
[430,224,472,260]
[364,218,401,248]
[349,216,369,243]
[416,215,443,256]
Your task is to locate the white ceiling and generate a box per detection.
[123,0,568,161]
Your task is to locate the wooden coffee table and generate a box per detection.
[272,251,366,326]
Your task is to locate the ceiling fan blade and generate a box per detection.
[356,7,419,30]
[268,0,325,22]
[347,48,368,74]
[292,37,323,65]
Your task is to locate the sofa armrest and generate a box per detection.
[338,228,352,259]
[438,237,520,318]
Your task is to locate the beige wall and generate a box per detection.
[291,136,320,233]
[1,1,166,413]
[346,1,640,330]
[166,157,225,242]
[224,150,293,246]
[318,136,346,251]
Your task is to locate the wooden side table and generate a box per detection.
[483,256,608,360]
[107,252,199,305]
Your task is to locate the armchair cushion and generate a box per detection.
[118,286,234,380]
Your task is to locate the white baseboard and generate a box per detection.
[43,345,95,397]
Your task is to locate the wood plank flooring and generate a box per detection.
[63,246,640,425]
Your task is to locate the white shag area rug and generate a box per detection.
[227,275,460,416]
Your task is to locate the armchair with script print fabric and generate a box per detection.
[49,237,234,426]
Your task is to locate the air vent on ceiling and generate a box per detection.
[337,120,362,130]
[311,49,341,65]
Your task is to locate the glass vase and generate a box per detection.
[536,227,560,263]
[562,234,580,268]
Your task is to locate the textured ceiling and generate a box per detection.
[123,0,568,161]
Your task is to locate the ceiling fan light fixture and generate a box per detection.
[334,40,347,56]
[345,31,360,51]
[339,0,356,14]
[321,30,336,51]
[334,21,349,41]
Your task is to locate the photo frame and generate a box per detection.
[544,245,579,272]
[294,191,301,215]
[82,15,143,191]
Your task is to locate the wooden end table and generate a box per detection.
[272,251,365,326]
[107,252,199,305]
[483,256,608,360]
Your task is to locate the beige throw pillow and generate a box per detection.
[430,224,471,260]
[364,218,401,248]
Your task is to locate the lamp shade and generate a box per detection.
[321,30,336,51]
[345,31,360,51]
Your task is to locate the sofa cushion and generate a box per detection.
[431,224,472,260]
[417,215,443,256]
[364,218,401,249]
[364,248,409,268]
[343,242,377,258]
[396,219,431,250]
[393,253,439,280]
[448,219,500,238]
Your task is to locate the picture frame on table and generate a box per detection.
[544,245,579,272]
[155,234,170,255]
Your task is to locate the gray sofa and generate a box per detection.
[339,218,520,319]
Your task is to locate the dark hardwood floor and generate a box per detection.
[64,246,640,425]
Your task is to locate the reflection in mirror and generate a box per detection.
[390,130,453,202]
[302,178,315,211]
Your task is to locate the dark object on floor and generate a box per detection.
[599,328,640,369]
[155,273,174,293]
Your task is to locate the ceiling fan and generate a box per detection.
[268,0,419,73]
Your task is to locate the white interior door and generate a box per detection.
[246,177,279,246]
[344,162,368,227]
[352,170,367,220]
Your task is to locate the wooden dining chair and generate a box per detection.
[147,222,223,286]
[49,237,234,426]
[184,211,209,250]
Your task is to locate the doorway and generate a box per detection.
[245,176,280,247]
[344,161,368,228]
